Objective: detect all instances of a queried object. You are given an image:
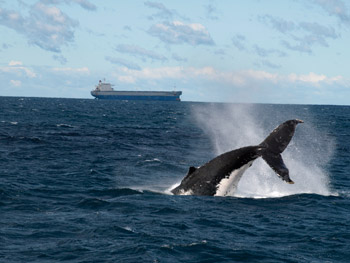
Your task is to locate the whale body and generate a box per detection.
[171,119,303,196]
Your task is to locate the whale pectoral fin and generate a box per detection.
[262,152,294,184]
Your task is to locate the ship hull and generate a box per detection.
[91,91,182,101]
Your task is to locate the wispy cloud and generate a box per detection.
[254,45,286,57]
[144,1,176,20]
[113,66,342,88]
[1,43,11,50]
[300,22,338,39]
[149,21,215,46]
[231,34,247,51]
[144,1,189,22]
[123,25,132,31]
[288,72,342,84]
[52,67,90,74]
[255,59,281,69]
[313,0,350,23]
[52,54,67,64]
[112,66,347,103]
[204,3,220,20]
[0,61,36,78]
[42,0,97,11]
[9,61,23,66]
[10,79,22,87]
[115,44,168,62]
[260,15,295,33]
[281,40,312,54]
[260,15,339,54]
[105,56,141,70]
[172,53,188,62]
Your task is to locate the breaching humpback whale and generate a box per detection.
[171,119,303,196]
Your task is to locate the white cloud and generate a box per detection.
[115,66,207,83]
[288,72,342,85]
[52,67,90,74]
[114,66,342,87]
[10,80,22,87]
[0,2,79,52]
[36,2,66,23]
[9,61,23,66]
[0,62,36,78]
[109,66,347,104]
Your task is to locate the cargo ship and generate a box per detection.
[91,80,182,101]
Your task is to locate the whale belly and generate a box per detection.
[214,161,253,196]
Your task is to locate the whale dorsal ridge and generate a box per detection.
[187,166,197,175]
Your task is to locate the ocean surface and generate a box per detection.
[0,96,349,262]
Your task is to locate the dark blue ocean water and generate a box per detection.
[0,97,349,262]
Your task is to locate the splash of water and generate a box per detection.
[193,103,335,198]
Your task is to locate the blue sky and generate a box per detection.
[0,0,350,104]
